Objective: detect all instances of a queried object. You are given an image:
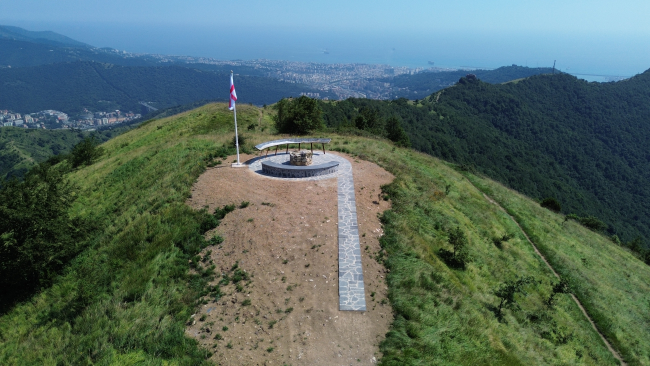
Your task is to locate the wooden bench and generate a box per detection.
[261,160,339,178]
[255,138,332,156]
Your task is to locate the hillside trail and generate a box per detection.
[469,180,626,366]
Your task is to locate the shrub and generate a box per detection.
[545,278,571,308]
[69,136,104,168]
[540,197,562,212]
[231,133,247,147]
[493,276,537,320]
[214,204,236,220]
[567,214,607,232]
[438,227,471,269]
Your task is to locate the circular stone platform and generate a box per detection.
[248,152,351,181]
[262,160,339,178]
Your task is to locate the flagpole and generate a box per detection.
[234,101,241,165]
[231,70,244,167]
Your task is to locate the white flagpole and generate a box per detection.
[231,71,243,167]
[233,102,241,165]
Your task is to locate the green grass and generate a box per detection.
[0,103,261,365]
[465,173,650,365]
[1,102,647,365]
[330,141,620,365]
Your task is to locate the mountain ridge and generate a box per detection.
[0,25,90,48]
[320,69,650,248]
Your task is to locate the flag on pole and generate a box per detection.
[229,73,237,111]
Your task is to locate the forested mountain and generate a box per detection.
[379,65,557,99]
[0,39,161,68]
[321,69,650,246]
[0,25,90,48]
[0,61,333,114]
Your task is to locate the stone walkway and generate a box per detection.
[248,152,367,311]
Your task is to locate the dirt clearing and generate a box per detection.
[185,152,395,366]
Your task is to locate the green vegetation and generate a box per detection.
[0,61,333,114]
[1,102,648,365]
[0,126,131,179]
[0,103,261,364]
[493,276,537,321]
[337,138,641,365]
[273,96,325,134]
[0,163,94,312]
[322,70,650,252]
[69,136,105,168]
[466,171,650,365]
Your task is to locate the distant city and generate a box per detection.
[161,56,456,100]
[0,108,141,130]
[106,48,461,99]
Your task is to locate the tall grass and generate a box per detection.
[466,173,650,365]
[331,141,618,365]
[0,104,260,365]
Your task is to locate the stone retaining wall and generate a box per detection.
[261,161,339,178]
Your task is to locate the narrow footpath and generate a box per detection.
[467,179,626,366]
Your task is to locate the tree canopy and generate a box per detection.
[273,96,325,134]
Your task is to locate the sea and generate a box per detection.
[13,22,650,82]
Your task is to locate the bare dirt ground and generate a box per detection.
[185,151,395,366]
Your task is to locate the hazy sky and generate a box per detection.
[1,0,649,77]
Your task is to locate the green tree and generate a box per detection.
[0,163,91,310]
[69,136,104,168]
[355,106,381,131]
[439,226,471,269]
[385,115,410,147]
[541,197,562,213]
[545,278,571,308]
[494,276,536,320]
[273,96,324,134]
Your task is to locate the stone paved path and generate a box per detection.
[248,152,367,311]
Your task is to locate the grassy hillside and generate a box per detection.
[0,103,648,365]
[0,127,130,179]
[0,128,86,178]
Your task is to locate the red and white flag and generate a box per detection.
[229,73,237,111]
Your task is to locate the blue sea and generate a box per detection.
[12,21,650,82]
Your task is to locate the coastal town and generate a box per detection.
[0,109,141,130]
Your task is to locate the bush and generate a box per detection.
[69,136,104,168]
[214,204,236,220]
[540,197,562,212]
[231,133,247,148]
[493,276,537,320]
[438,227,471,269]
